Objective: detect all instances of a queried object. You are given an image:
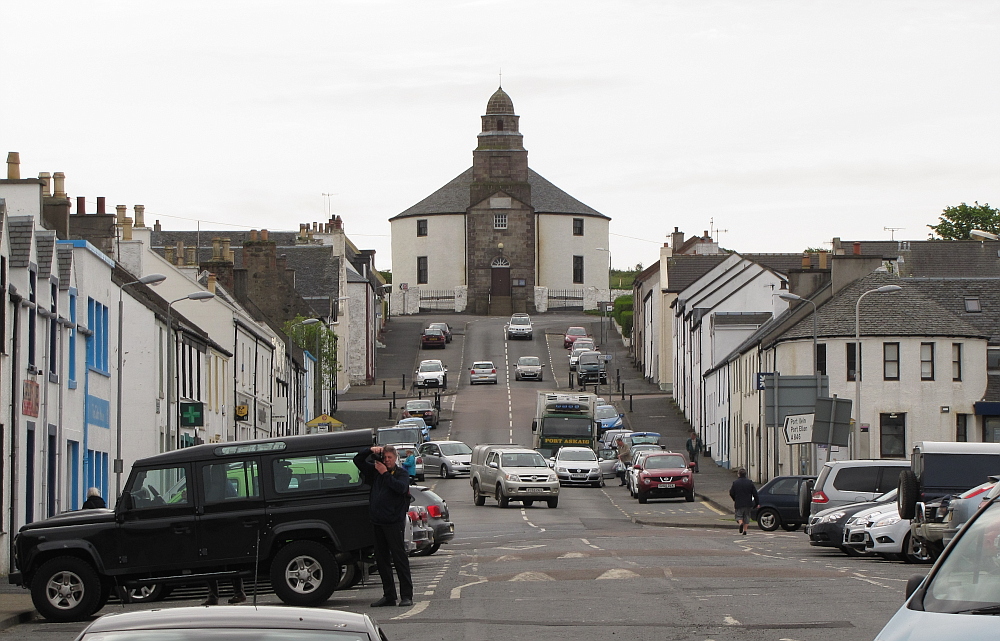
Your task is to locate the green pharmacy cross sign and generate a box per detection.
[179,402,205,427]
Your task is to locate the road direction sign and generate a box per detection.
[782,413,814,445]
[399,283,409,291]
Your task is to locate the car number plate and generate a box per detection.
[526,487,544,493]
[658,483,675,488]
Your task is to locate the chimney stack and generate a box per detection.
[76,196,86,215]
[116,204,127,223]
[212,237,222,260]
[670,227,685,252]
[853,241,862,255]
[207,273,217,294]
[134,204,145,227]
[165,246,176,263]
[96,197,106,214]
[38,172,51,196]
[6,152,20,179]
[122,217,133,241]
[53,172,66,198]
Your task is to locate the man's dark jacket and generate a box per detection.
[729,477,759,509]
[82,496,106,509]
[353,447,410,525]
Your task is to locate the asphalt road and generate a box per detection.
[3,314,918,641]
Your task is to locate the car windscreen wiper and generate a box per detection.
[953,605,1000,615]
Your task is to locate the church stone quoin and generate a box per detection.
[389,86,610,315]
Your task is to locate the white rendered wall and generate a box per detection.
[536,215,610,292]
[390,215,466,290]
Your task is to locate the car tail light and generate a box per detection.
[408,510,418,523]
[491,369,496,373]
[812,491,829,504]
[426,504,444,518]
[416,457,423,465]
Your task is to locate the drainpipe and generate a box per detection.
[8,295,22,566]
[82,334,91,504]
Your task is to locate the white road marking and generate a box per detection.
[391,600,429,620]
[450,579,487,599]
[509,571,554,581]
[558,552,588,558]
[723,615,742,626]
[596,568,641,580]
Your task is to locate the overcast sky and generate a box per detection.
[3,1,997,271]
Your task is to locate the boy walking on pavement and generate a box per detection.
[729,467,759,535]
[685,431,702,472]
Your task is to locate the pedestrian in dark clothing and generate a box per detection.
[685,431,703,472]
[202,579,246,605]
[729,468,759,535]
[353,445,413,608]
[82,487,106,509]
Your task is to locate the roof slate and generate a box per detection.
[664,254,728,293]
[35,231,56,278]
[57,245,73,290]
[849,240,1000,278]
[391,167,608,220]
[8,216,34,267]
[778,272,985,342]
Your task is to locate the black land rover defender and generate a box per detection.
[10,430,377,622]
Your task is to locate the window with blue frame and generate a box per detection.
[87,298,110,374]
[86,449,109,503]
[68,293,77,385]
[68,440,80,510]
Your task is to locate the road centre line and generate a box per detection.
[391,600,429,620]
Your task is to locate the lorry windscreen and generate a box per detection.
[542,417,593,437]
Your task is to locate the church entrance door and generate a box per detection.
[491,256,511,297]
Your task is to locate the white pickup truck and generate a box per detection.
[470,444,560,508]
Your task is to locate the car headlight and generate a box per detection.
[556,467,568,473]
[874,515,901,528]
[822,511,846,523]
[548,474,558,482]
[504,473,519,482]
[449,459,461,465]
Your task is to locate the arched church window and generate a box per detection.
[496,119,504,131]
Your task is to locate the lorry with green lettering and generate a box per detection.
[531,392,599,458]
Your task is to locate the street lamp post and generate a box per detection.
[854,285,903,459]
[166,291,216,451]
[115,273,166,498]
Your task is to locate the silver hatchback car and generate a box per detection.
[469,361,498,385]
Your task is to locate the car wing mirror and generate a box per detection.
[541,364,546,367]
[619,413,624,418]
[115,492,134,522]
[905,575,925,599]
[488,461,499,469]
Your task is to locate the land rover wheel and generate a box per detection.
[898,470,919,520]
[473,481,486,506]
[496,485,510,508]
[270,541,339,607]
[31,556,103,622]
[903,533,935,564]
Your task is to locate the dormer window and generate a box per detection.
[965,297,982,313]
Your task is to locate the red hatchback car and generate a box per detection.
[635,452,695,504]
[563,326,590,348]
[421,327,446,349]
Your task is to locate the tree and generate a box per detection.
[283,316,339,389]
[927,202,1000,240]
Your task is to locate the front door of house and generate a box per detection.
[491,257,511,296]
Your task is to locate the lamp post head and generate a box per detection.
[187,291,216,302]
[875,285,902,294]
[140,274,167,286]
[299,318,321,326]
[970,229,999,241]
[778,293,804,302]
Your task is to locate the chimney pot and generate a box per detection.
[249,229,258,242]
[164,246,176,263]
[819,250,829,270]
[261,229,269,241]
[154,219,162,232]
[212,237,222,260]
[185,246,197,266]
[134,204,145,227]
[53,172,66,198]
[38,172,51,197]
[6,152,20,180]
[801,252,811,269]
[207,273,217,294]
[76,196,86,215]
[221,238,232,263]
[97,197,106,214]
[116,205,127,222]
[176,241,185,266]
[122,217,133,241]
[853,241,862,255]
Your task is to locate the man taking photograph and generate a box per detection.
[353,444,414,607]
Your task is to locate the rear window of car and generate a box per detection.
[423,329,442,336]
[921,454,1000,491]
[472,362,494,369]
[815,465,832,491]
[832,466,880,492]
[768,478,799,495]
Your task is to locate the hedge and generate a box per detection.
[618,310,633,337]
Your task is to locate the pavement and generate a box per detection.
[0,586,34,630]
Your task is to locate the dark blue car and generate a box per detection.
[751,475,816,531]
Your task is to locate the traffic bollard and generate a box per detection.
[435,392,440,410]
[616,369,620,391]
[402,375,406,390]
[382,380,386,397]
[392,391,396,409]
[418,390,422,400]
[388,402,393,419]
[621,384,625,401]
[629,394,633,412]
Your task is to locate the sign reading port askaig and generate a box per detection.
[179,402,205,427]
